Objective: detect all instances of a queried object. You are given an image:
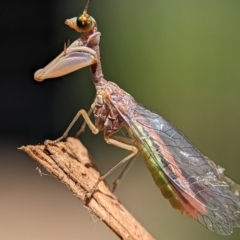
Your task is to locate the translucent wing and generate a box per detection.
[111,90,240,235]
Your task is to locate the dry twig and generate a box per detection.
[20,137,155,240]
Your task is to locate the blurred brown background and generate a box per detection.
[1,0,240,239]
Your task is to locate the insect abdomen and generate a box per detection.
[140,145,186,213]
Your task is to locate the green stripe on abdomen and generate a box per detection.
[126,125,186,213]
[139,143,186,213]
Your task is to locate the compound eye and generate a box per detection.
[76,12,94,31]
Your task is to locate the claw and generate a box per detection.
[34,39,97,82]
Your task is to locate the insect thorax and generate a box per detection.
[92,81,126,136]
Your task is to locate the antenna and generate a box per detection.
[84,0,91,13]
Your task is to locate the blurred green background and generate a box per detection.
[1,0,240,239]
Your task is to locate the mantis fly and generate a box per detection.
[34,1,240,235]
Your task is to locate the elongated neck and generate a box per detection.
[90,46,106,87]
[88,31,107,88]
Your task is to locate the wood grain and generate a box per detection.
[20,137,155,240]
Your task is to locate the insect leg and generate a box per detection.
[75,107,93,137]
[86,136,138,198]
[54,109,99,143]
[108,136,139,193]
[112,156,138,193]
